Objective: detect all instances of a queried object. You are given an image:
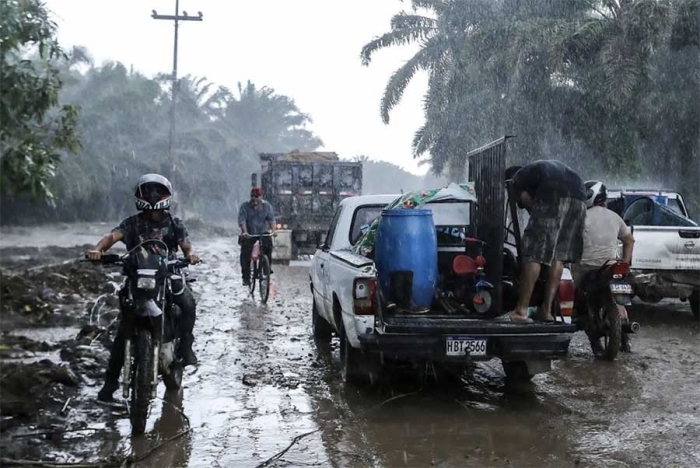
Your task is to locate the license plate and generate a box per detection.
[610,283,633,294]
[446,337,487,356]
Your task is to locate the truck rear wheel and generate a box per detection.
[312,300,333,341]
[502,361,534,382]
[339,322,376,385]
[690,291,699,320]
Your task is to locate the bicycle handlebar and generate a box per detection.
[243,233,276,238]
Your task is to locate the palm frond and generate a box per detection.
[379,40,444,123]
[361,23,435,65]
[390,12,437,31]
[410,0,448,14]
[600,37,642,107]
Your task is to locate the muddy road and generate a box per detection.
[1,234,699,468]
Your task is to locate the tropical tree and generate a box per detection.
[363,0,695,189]
[0,0,80,199]
[0,58,326,224]
[218,80,323,154]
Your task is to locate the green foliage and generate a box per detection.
[1,59,324,223]
[0,0,81,199]
[363,0,700,215]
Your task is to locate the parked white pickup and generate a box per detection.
[606,191,700,318]
[628,225,700,318]
[310,194,578,385]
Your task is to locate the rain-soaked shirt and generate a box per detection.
[112,212,188,256]
[513,160,586,202]
[581,206,631,266]
[238,200,275,235]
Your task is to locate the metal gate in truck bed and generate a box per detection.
[467,137,509,314]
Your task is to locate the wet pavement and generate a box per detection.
[1,236,699,467]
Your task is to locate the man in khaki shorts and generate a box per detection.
[506,160,587,323]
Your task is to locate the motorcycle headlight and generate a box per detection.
[137,277,157,290]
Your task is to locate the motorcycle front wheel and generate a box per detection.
[586,301,622,361]
[130,329,155,435]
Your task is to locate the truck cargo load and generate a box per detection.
[258,150,363,259]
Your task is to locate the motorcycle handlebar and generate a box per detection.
[168,258,191,269]
[84,255,193,268]
[83,253,122,264]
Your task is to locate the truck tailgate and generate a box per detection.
[631,226,700,270]
[359,316,577,361]
[381,316,577,335]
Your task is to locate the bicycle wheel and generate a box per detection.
[259,254,271,304]
[249,259,257,296]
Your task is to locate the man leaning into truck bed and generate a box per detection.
[506,160,587,323]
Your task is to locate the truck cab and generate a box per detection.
[606,189,691,219]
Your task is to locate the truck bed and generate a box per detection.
[630,226,700,271]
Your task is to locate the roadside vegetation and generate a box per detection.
[363,0,699,217]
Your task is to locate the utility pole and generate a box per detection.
[151,1,203,184]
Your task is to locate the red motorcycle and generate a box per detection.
[573,260,640,361]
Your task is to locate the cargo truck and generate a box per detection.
[255,151,363,261]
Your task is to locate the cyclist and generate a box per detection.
[238,187,275,286]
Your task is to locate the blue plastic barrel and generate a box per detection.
[375,209,438,310]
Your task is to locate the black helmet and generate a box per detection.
[584,180,607,209]
[134,174,173,211]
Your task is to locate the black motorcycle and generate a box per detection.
[89,239,191,434]
[574,260,640,361]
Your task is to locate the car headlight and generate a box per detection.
[137,277,157,290]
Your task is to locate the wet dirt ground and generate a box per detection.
[1,232,699,468]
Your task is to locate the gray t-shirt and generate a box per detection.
[238,200,275,235]
[580,206,631,266]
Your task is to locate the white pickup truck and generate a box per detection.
[310,193,578,384]
[612,191,700,319]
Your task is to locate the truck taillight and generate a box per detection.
[353,278,376,315]
[559,279,575,316]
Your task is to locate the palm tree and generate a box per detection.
[218,80,323,154]
[560,0,672,108]
[364,0,678,178]
[360,0,454,125]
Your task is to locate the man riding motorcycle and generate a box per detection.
[87,174,200,402]
[573,180,635,351]
[238,187,275,286]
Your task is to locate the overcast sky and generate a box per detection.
[47,0,431,175]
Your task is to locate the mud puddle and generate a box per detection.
[1,233,699,467]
